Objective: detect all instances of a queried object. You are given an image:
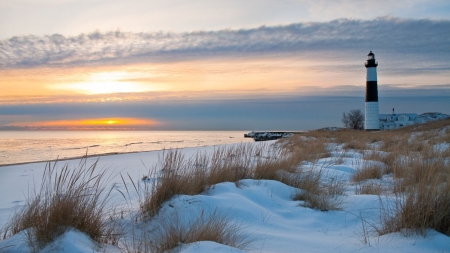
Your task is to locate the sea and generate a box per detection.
[0,131,253,166]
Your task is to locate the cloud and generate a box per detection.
[1,87,449,130]
[0,83,448,106]
[4,82,445,130]
[1,17,449,70]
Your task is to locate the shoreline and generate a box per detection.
[0,142,252,168]
[0,130,256,168]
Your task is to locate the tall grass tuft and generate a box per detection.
[2,158,117,250]
[138,145,257,218]
[351,162,386,182]
[379,147,450,236]
[119,210,251,253]
[354,182,386,195]
[138,150,209,218]
[380,177,450,236]
[150,210,251,252]
[293,169,345,211]
[138,142,343,217]
[253,147,297,181]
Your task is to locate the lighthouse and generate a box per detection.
[364,51,379,131]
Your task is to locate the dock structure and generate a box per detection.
[244,131,299,141]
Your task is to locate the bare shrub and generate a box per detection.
[342,109,364,130]
[2,158,117,250]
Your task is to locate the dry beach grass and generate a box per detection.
[304,119,450,236]
[2,158,118,251]
[2,118,449,252]
[120,210,251,253]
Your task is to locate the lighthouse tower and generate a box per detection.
[364,51,379,131]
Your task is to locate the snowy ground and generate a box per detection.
[1,142,450,253]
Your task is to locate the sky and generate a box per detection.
[0,0,449,130]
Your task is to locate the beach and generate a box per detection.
[0,131,253,166]
[0,141,258,228]
[1,124,450,252]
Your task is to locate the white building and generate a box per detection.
[378,111,425,130]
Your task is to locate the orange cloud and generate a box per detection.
[0,58,331,104]
[7,55,446,106]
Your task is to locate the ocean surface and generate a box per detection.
[0,131,253,166]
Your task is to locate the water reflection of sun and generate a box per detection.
[11,118,159,129]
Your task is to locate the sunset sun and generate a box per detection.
[48,71,164,95]
[10,118,159,129]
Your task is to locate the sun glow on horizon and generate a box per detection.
[3,56,448,107]
[10,118,159,129]
[48,71,165,95]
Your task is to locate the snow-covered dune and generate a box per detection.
[1,142,449,253]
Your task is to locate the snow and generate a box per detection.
[420,112,450,122]
[178,241,247,253]
[40,229,121,253]
[1,143,450,253]
[251,132,295,141]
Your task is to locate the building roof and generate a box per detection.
[379,113,420,121]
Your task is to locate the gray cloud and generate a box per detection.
[1,83,448,105]
[297,84,450,97]
[1,94,449,130]
[1,17,449,70]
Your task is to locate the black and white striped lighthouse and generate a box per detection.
[364,51,379,130]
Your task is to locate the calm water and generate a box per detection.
[0,131,253,166]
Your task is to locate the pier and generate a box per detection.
[244,131,301,141]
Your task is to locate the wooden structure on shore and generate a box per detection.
[244,131,300,141]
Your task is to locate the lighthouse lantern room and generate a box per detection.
[364,51,380,130]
